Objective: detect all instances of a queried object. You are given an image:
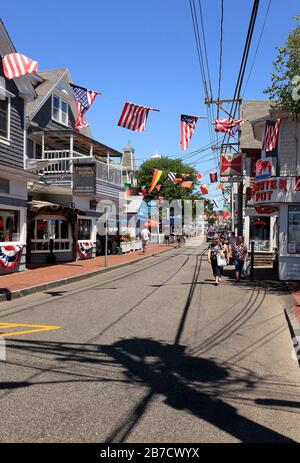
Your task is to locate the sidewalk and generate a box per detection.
[285,284,300,359]
[0,243,178,302]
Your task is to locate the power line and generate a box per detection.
[242,0,272,96]
[217,0,224,118]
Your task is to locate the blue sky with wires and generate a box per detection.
[1,0,298,205]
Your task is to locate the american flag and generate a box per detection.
[168,172,176,182]
[262,118,281,152]
[180,114,198,150]
[214,118,245,135]
[2,53,38,80]
[70,84,99,130]
[118,102,160,132]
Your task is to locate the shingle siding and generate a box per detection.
[32,96,75,131]
[0,67,24,169]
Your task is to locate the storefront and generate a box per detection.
[244,206,278,254]
[0,168,34,274]
[250,176,300,280]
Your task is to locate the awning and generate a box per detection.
[27,200,85,216]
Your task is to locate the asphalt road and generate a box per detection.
[0,241,299,443]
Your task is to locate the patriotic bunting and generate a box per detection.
[0,245,23,270]
[70,84,99,130]
[148,169,163,193]
[2,53,38,80]
[118,101,160,132]
[78,241,94,259]
[180,114,199,150]
[262,118,281,154]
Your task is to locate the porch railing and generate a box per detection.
[39,149,122,186]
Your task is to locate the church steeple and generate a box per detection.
[122,142,136,171]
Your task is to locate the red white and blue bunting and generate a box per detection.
[0,244,23,270]
[77,241,94,259]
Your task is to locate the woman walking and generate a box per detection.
[208,235,228,286]
[232,235,248,283]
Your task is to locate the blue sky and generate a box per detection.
[1,0,299,204]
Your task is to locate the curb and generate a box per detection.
[0,246,178,303]
[284,286,300,364]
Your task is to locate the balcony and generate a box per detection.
[26,128,124,193]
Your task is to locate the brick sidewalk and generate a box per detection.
[0,243,177,297]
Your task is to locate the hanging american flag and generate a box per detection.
[180,114,199,150]
[214,118,245,135]
[262,118,281,153]
[168,172,177,182]
[2,53,38,80]
[70,84,100,130]
[118,101,160,132]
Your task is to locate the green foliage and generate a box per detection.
[136,156,203,200]
[264,17,300,115]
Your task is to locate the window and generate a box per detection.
[288,206,300,254]
[0,209,19,242]
[52,95,69,126]
[250,216,270,251]
[0,98,10,139]
[78,219,92,240]
[32,219,70,252]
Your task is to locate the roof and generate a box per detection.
[240,100,271,150]
[28,128,123,158]
[26,68,92,138]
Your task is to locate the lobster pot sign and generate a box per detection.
[78,241,93,259]
[0,245,23,270]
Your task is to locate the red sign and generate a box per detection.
[220,153,242,176]
[255,206,276,214]
[295,176,300,192]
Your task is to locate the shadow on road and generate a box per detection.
[3,337,297,443]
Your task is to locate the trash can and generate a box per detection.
[116,247,122,255]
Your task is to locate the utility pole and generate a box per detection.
[204,97,244,236]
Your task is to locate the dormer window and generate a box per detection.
[52,94,68,126]
[0,97,10,141]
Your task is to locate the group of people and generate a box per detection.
[207,232,248,286]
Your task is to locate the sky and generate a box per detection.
[1,0,299,206]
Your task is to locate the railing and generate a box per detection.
[39,149,122,186]
[39,149,87,175]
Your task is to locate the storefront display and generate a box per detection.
[288,206,300,254]
[0,209,19,242]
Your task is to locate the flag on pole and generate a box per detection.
[70,84,99,130]
[148,169,163,193]
[2,53,38,79]
[262,118,281,153]
[214,118,245,135]
[118,101,160,132]
[168,172,177,182]
[180,114,199,150]
[181,181,193,189]
[209,172,218,183]
[200,184,209,195]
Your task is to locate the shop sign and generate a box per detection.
[220,153,242,176]
[73,163,96,196]
[255,159,271,180]
[250,176,300,205]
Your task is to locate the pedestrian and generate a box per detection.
[228,231,237,264]
[232,235,248,283]
[141,226,151,254]
[207,234,227,286]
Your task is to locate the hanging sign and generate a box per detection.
[220,153,242,176]
[73,162,96,196]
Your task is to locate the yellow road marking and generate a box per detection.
[0,322,61,338]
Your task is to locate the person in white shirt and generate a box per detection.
[141,227,151,253]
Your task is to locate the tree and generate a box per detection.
[264,16,300,115]
[136,156,203,200]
